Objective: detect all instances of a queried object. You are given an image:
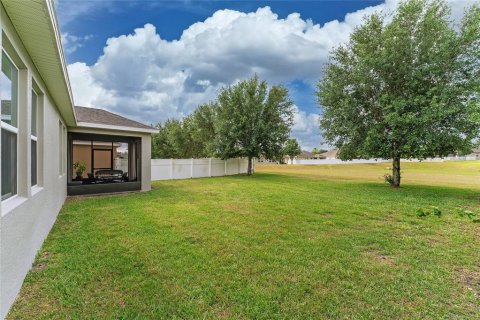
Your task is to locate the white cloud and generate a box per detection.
[61,32,93,54]
[66,0,475,148]
[291,105,323,151]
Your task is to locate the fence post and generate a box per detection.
[224,159,227,176]
[170,158,174,179]
[238,158,241,174]
[191,158,194,178]
[209,158,212,177]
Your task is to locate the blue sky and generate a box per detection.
[57,0,473,150]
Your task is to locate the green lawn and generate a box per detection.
[9,161,480,319]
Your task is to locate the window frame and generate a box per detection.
[1,49,19,201]
[31,89,38,187]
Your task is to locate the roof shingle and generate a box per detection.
[75,106,155,130]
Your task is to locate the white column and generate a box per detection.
[141,134,151,191]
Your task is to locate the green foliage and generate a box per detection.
[432,206,442,217]
[73,161,86,177]
[151,104,217,159]
[415,206,442,218]
[152,119,187,158]
[282,138,302,159]
[383,174,394,186]
[312,148,328,154]
[214,75,295,174]
[456,207,478,220]
[415,208,429,217]
[188,103,217,157]
[152,75,295,171]
[317,0,480,187]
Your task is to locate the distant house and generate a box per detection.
[469,148,480,159]
[299,150,315,159]
[283,150,315,164]
[319,149,338,160]
[446,148,480,160]
[0,1,158,317]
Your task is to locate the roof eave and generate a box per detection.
[76,121,159,134]
[1,0,76,126]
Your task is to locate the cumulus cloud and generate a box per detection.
[66,0,475,149]
[291,106,323,151]
[61,32,93,54]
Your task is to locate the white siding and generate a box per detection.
[0,7,67,318]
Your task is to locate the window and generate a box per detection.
[1,51,18,200]
[31,90,38,186]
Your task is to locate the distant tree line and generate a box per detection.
[152,75,299,174]
[152,103,217,159]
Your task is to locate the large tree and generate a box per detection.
[215,75,295,175]
[152,119,182,159]
[283,138,302,163]
[317,0,480,187]
[188,103,217,158]
[152,104,218,159]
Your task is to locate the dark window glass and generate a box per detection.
[1,51,18,127]
[31,140,37,186]
[1,128,17,200]
[31,91,37,136]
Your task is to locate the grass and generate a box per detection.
[8,161,480,319]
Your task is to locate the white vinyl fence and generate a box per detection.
[291,156,479,165]
[291,159,390,165]
[151,158,250,181]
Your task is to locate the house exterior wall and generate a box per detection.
[0,5,68,318]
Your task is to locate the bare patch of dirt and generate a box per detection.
[202,191,220,197]
[312,210,333,217]
[458,268,480,299]
[31,252,54,272]
[426,236,448,246]
[222,203,250,214]
[212,305,232,319]
[184,234,203,244]
[363,250,395,266]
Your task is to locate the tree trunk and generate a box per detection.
[247,156,253,175]
[392,156,401,187]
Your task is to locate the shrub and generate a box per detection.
[432,206,442,217]
[384,174,394,186]
[415,206,442,218]
[416,208,429,217]
[456,208,477,220]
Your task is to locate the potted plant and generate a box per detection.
[73,161,87,181]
